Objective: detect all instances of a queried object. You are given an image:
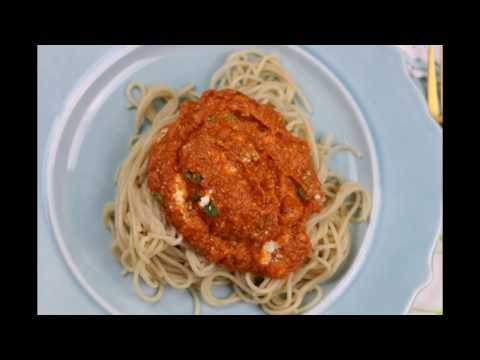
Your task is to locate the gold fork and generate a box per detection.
[427,45,443,125]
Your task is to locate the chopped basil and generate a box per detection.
[152,192,164,203]
[224,112,237,121]
[203,201,219,217]
[191,193,201,202]
[184,170,203,184]
[297,187,306,201]
[184,170,193,180]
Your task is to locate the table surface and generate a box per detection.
[37,45,442,315]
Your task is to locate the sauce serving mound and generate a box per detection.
[148,89,324,278]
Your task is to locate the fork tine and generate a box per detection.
[440,45,443,115]
[427,46,440,122]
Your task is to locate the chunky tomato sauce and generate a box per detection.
[148,89,324,278]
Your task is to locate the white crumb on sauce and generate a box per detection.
[314,194,321,201]
[199,194,210,207]
[174,185,185,206]
[199,189,213,208]
[259,241,279,265]
[264,241,278,253]
[174,175,188,219]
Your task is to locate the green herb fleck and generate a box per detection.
[152,192,164,204]
[297,187,306,201]
[224,112,237,121]
[191,193,201,202]
[184,170,194,180]
[203,201,220,217]
[184,170,203,184]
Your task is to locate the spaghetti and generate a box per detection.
[103,49,372,315]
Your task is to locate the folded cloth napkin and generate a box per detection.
[395,45,443,315]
